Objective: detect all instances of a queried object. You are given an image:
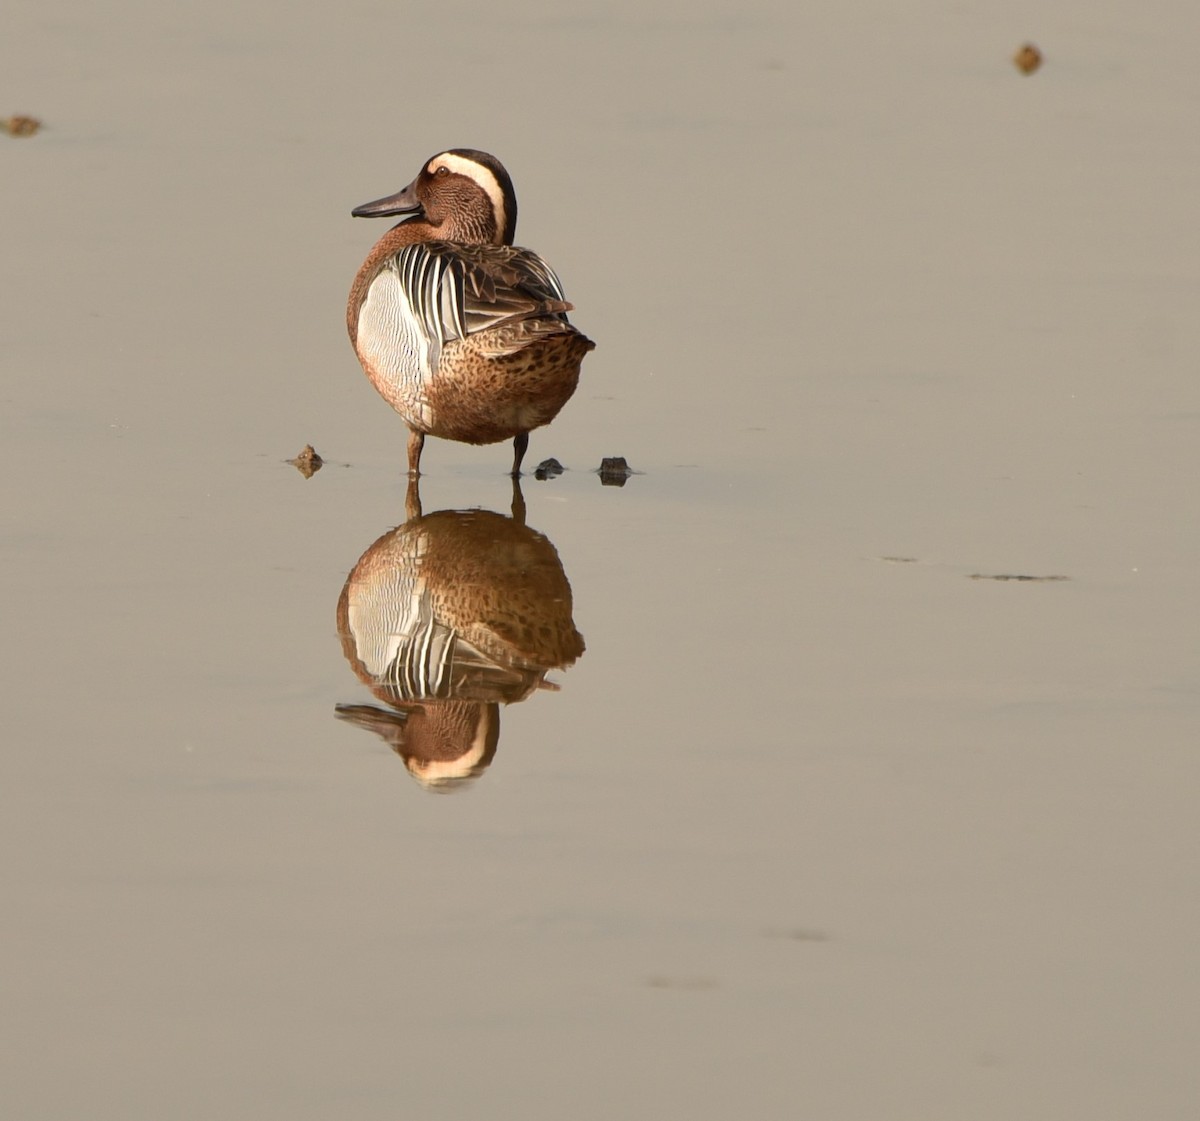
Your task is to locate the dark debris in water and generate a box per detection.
[289,444,324,478]
[3,115,41,137]
[968,573,1069,582]
[534,457,564,480]
[598,456,634,486]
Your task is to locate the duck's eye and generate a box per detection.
[435,166,450,178]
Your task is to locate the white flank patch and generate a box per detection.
[428,152,508,236]
[357,268,436,428]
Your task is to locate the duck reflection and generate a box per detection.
[335,479,584,790]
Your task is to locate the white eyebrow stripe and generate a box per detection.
[430,152,507,236]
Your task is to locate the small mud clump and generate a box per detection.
[534,458,564,480]
[1013,43,1042,74]
[3,115,41,137]
[598,457,634,487]
[289,444,324,478]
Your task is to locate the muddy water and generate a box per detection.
[4,2,1199,1118]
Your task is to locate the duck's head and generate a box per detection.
[351,148,517,246]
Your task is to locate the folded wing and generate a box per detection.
[386,241,576,367]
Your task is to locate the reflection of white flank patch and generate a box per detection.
[429,152,507,237]
[347,570,428,679]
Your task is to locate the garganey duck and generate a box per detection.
[347,149,594,476]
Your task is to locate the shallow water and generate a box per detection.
[4,2,1199,1118]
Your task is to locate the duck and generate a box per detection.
[347,148,595,477]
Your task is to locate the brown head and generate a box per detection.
[351,148,518,246]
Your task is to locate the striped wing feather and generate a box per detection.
[390,242,574,365]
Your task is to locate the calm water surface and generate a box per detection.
[3,2,1198,1118]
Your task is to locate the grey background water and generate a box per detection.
[4,1,1198,1117]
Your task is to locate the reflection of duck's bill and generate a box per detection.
[334,703,408,755]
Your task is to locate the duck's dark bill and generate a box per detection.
[351,181,422,218]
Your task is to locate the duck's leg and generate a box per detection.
[511,432,529,477]
[406,429,425,477]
